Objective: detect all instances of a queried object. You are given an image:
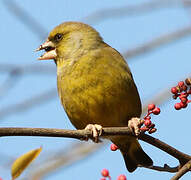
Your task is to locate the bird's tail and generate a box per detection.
[111,136,153,172]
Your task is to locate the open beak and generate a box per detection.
[35,40,57,60]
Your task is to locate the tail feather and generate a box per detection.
[131,144,153,166]
[111,137,153,172]
[122,152,137,172]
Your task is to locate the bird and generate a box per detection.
[36,21,153,172]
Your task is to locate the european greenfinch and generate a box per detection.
[36,22,153,172]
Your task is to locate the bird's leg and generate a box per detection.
[128,117,144,136]
[85,124,103,143]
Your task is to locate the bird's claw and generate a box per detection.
[85,124,103,143]
[128,117,144,136]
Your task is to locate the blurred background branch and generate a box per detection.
[0,64,55,75]
[2,0,47,39]
[82,0,190,24]
[0,69,22,99]
[22,142,102,180]
[124,25,191,59]
[0,88,57,120]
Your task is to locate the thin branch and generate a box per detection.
[25,142,103,180]
[139,134,191,163]
[0,69,22,99]
[0,64,55,75]
[124,25,191,60]
[0,127,190,164]
[171,160,191,180]
[82,0,187,24]
[2,0,47,39]
[0,88,57,120]
[0,127,132,139]
[139,164,179,172]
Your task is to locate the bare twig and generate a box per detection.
[171,160,191,180]
[0,64,55,75]
[139,164,179,172]
[139,134,191,164]
[0,127,190,164]
[124,25,191,60]
[0,69,22,99]
[0,88,57,120]
[2,0,47,39]
[82,0,188,24]
[25,142,102,180]
[0,127,132,139]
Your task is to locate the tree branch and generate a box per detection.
[25,142,102,180]
[124,25,191,60]
[0,64,55,75]
[2,0,47,39]
[82,0,189,24]
[0,127,190,164]
[139,134,191,164]
[171,160,191,180]
[0,88,57,120]
[0,69,22,99]
[139,164,179,173]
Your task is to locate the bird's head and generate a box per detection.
[36,22,103,62]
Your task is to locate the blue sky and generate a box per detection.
[0,0,191,179]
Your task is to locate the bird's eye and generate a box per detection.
[54,33,63,42]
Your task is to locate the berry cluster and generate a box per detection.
[110,104,160,152]
[140,104,160,134]
[100,169,126,180]
[171,78,191,110]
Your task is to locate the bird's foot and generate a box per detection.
[85,124,103,143]
[128,117,144,136]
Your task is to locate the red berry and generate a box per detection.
[180,92,188,98]
[182,85,188,91]
[101,169,109,177]
[180,97,187,104]
[100,178,106,180]
[180,101,188,108]
[110,143,118,151]
[140,126,149,132]
[146,116,151,119]
[152,107,160,115]
[144,116,151,120]
[174,103,181,110]
[178,81,184,87]
[144,119,151,127]
[171,87,178,94]
[148,104,155,111]
[117,174,127,180]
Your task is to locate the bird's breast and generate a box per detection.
[56,51,141,129]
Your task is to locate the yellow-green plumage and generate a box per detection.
[57,45,141,128]
[43,22,153,172]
